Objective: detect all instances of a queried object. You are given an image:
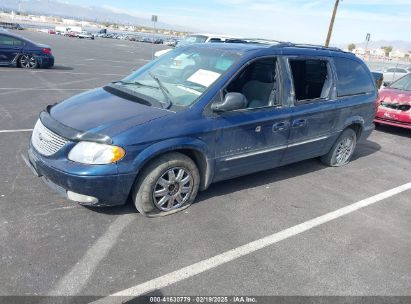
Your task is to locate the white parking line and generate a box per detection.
[84,58,150,64]
[0,129,33,133]
[91,182,411,302]
[49,214,136,296]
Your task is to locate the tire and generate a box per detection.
[132,152,200,217]
[321,128,357,167]
[19,54,38,69]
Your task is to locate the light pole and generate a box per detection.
[325,0,341,47]
[151,15,158,59]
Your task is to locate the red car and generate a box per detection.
[375,74,411,129]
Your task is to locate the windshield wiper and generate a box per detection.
[112,80,158,89]
[148,71,173,109]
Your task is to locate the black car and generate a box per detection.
[0,30,54,69]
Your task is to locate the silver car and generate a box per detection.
[383,67,409,83]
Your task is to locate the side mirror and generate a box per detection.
[211,92,248,112]
[383,81,390,87]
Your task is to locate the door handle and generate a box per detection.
[292,119,307,128]
[272,121,289,132]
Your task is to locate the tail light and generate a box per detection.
[42,48,52,55]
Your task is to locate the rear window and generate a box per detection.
[334,57,375,97]
[0,34,24,46]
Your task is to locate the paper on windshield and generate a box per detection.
[187,69,221,87]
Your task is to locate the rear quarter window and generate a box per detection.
[333,57,375,97]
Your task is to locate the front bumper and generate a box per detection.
[23,146,136,206]
[375,109,411,130]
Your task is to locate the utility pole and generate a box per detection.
[325,0,340,47]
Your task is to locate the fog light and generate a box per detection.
[67,191,98,205]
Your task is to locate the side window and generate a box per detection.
[289,59,332,103]
[0,35,14,45]
[334,57,375,97]
[0,35,24,46]
[225,57,281,109]
[209,38,222,43]
[13,38,24,46]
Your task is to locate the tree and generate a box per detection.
[381,46,393,57]
[348,43,356,52]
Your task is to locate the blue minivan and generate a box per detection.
[25,42,377,216]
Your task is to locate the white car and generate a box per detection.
[382,67,409,84]
[154,33,240,57]
[77,31,94,40]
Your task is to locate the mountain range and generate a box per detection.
[0,0,189,31]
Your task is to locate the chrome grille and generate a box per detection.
[31,119,69,156]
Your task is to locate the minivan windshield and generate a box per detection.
[112,47,241,110]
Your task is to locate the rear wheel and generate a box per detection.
[321,128,357,167]
[132,152,200,217]
[19,55,38,69]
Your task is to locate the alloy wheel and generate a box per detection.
[20,55,37,69]
[335,136,354,165]
[152,167,193,211]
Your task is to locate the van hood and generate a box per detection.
[49,87,172,137]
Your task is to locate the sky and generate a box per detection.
[63,0,411,45]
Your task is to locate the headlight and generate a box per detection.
[68,142,125,165]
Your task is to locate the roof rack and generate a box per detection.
[271,42,344,52]
[242,38,285,45]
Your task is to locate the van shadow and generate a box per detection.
[375,124,411,138]
[89,139,381,215]
[195,139,381,204]
[51,65,74,71]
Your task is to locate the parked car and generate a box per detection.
[77,31,94,40]
[0,31,54,69]
[0,22,24,30]
[382,67,409,84]
[154,33,241,57]
[164,39,177,47]
[374,74,411,129]
[25,43,377,216]
[65,31,78,38]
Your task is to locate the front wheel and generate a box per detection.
[19,55,38,69]
[132,152,200,217]
[321,128,357,167]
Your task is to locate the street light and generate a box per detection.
[151,15,158,59]
[325,0,341,47]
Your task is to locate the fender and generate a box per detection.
[130,137,215,191]
[341,115,368,141]
[342,115,365,130]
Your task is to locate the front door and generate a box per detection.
[213,107,291,181]
[210,56,291,181]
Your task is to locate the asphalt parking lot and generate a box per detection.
[0,31,411,301]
